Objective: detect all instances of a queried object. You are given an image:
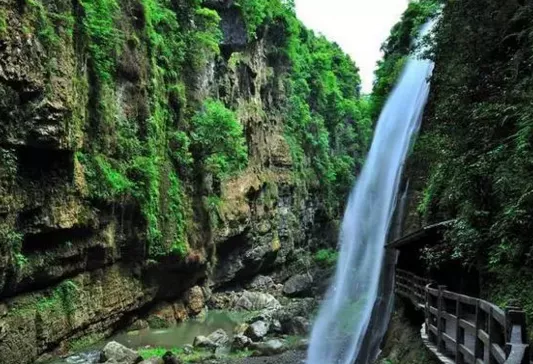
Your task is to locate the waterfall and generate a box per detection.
[307,22,436,364]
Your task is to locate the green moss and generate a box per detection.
[188,7,221,70]
[77,152,133,201]
[314,248,338,267]
[36,280,79,315]
[80,0,121,82]
[68,332,104,352]
[0,9,7,38]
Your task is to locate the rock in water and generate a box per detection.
[138,358,163,364]
[193,335,217,349]
[231,334,252,351]
[252,339,287,356]
[185,286,205,315]
[101,342,142,364]
[207,328,230,346]
[193,329,229,349]
[282,274,313,297]
[245,320,269,341]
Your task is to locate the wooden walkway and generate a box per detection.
[395,269,530,364]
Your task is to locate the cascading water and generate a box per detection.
[307,21,436,364]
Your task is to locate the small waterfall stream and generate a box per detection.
[306,22,436,364]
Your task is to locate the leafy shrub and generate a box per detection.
[191,99,248,178]
[314,249,339,267]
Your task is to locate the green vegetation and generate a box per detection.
[49,0,366,258]
[191,99,248,178]
[277,7,371,214]
[80,0,121,82]
[400,0,533,326]
[370,0,441,119]
[35,280,80,325]
[0,9,7,38]
[314,248,338,267]
[237,0,288,38]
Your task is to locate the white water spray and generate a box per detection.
[307,22,436,364]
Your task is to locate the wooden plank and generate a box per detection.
[429,323,438,336]
[478,329,489,345]
[442,332,456,346]
[459,318,475,331]
[490,343,506,364]
[479,301,492,315]
[491,308,505,327]
[488,307,494,364]
[458,294,479,306]
[459,344,475,363]
[456,298,463,364]
[438,286,445,351]
[443,290,458,300]
[443,311,457,322]
[474,300,483,361]
[430,306,438,316]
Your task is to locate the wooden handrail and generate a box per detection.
[394,270,530,364]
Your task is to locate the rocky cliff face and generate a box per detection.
[0,0,359,362]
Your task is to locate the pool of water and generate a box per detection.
[112,310,242,349]
[50,310,246,364]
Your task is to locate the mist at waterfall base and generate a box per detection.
[306,24,436,364]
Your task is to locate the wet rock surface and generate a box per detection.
[282,274,313,297]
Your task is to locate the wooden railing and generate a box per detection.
[395,270,530,364]
[395,269,432,309]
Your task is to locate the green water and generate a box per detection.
[51,310,246,363]
[112,311,241,349]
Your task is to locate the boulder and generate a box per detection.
[173,302,189,322]
[207,329,230,347]
[245,320,269,341]
[162,351,182,364]
[183,344,193,355]
[146,303,177,329]
[138,358,163,364]
[100,342,142,364]
[193,329,229,349]
[247,275,275,292]
[128,319,149,331]
[231,334,252,351]
[185,286,205,315]
[281,316,310,335]
[233,323,248,335]
[252,339,287,356]
[232,291,281,311]
[282,274,313,297]
[269,319,282,334]
[296,338,309,350]
[193,335,217,349]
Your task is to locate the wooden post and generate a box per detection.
[487,307,496,364]
[505,302,529,364]
[437,285,447,352]
[455,297,464,363]
[425,285,430,340]
[474,299,483,362]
